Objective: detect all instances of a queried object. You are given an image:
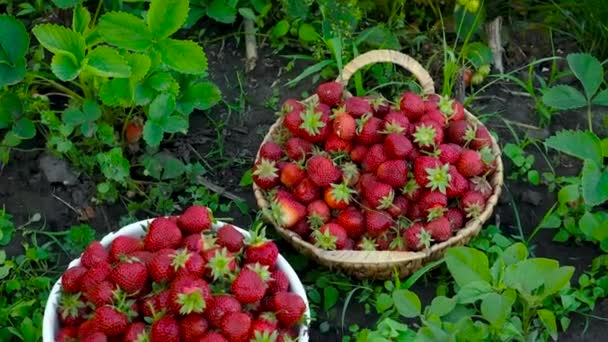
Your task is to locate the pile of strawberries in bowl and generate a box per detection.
[44,205,308,342]
[253,82,497,252]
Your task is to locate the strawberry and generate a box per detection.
[130,250,154,266]
[298,104,330,143]
[85,280,114,308]
[145,218,182,252]
[424,94,441,112]
[148,249,177,282]
[437,143,462,164]
[204,247,236,280]
[446,120,476,146]
[345,96,372,118]
[179,314,208,341]
[469,176,493,199]
[291,220,312,239]
[460,190,486,218]
[259,141,284,161]
[364,181,394,210]
[419,109,446,128]
[337,208,365,239]
[365,210,393,237]
[413,156,451,194]
[95,306,128,336]
[361,144,387,172]
[438,97,465,122]
[402,177,422,202]
[81,241,109,268]
[313,223,348,250]
[324,182,354,209]
[377,160,408,188]
[280,162,305,188]
[356,237,377,251]
[400,92,425,121]
[306,200,331,229]
[206,294,242,328]
[178,205,213,234]
[456,149,486,178]
[470,124,492,150]
[306,155,342,187]
[77,318,99,338]
[232,264,270,304]
[412,119,443,150]
[388,196,409,218]
[81,262,112,293]
[446,165,469,198]
[332,112,356,140]
[419,190,448,220]
[282,107,304,137]
[58,292,87,326]
[125,120,143,144]
[81,332,107,342]
[317,81,344,107]
[341,162,360,186]
[350,144,368,162]
[182,233,207,253]
[251,315,279,335]
[199,332,229,342]
[253,158,280,190]
[109,236,143,262]
[382,110,409,134]
[268,269,290,294]
[221,311,252,342]
[371,97,391,118]
[111,259,147,294]
[284,137,312,160]
[271,191,306,228]
[271,292,306,327]
[172,248,206,278]
[405,147,421,162]
[403,223,432,251]
[446,207,465,230]
[355,114,383,145]
[56,326,78,342]
[325,133,352,153]
[168,275,212,315]
[216,224,244,252]
[426,216,452,242]
[124,322,147,342]
[244,228,279,267]
[62,266,87,293]
[293,177,320,203]
[384,133,413,159]
[151,316,179,342]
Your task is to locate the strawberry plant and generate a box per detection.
[503,142,541,186]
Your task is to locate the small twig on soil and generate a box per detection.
[500,88,532,98]
[455,69,465,103]
[244,18,258,72]
[230,127,248,135]
[471,95,506,102]
[197,176,245,203]
[187,144,215,174]
[99,206,112,233]
[486,17,504,73]
[500,119,542,130]
[51,192,80,215]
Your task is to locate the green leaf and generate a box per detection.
[32,24,85,62]
[83,100,102,121]
[429,296,456,317]
[456,280,493,304]
[592,88,608,106]
[72,5,91,33]
[85,46,131,78]
[97,147,130,184]
[480,293,514,327]
[462,42,493,68]
[156,39,208,74]
[285,59,334,87]
[579,211,608,242]
[238,7,256,20]
[545,130,603,166]
[567,53,603,99]
[98,12,153,51]
[542,85,587,110]
[501,242,528,266]
[558,184,580,204]
[0,58,26,87]
[357,24,401,50]
[445,247,491,287]
[0,15,29,86]
[163,115,188,133]
[147,72,179,93]
[144,153,186,180]
[270,20,289,39]
[207,0,238,23]
[0,92,23,128]
[582,159,608,206]
[51,0,83,8]
[323,286,339,311]
[62,107,85,126]
[537,309,558,340]
[148,0,189,39]
[51,52,81,81]
[125,53,151,81]
[178,81,221,114]
[99,78,133,107]
[375,293,393,313]
[298,23,319,42]
[12,118,35,139]
[392,289,421,318]
[143,120,164,147]
[505,258,574,298]
[149,93,176,121]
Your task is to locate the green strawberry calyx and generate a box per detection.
[299,106,326,135]
[382,121,406,134]
[438,96,455,119]
[313,228,337,250]
[355,113,372,135]
[464,202,484,219]
[413,123,437,148]
[464,125,477,145]
[207,247,235,280]
[59,292,86,319]
[170,249,192,270]
[251,330,280,342]
[425,164,451,194]
[359,237,377,251]
[307,212,325,230]
[377,189,395,210]
[416,228,433,249]
[341,162,359,185]
[246,222,271,246]
[427,205,447,221]
[402,178,420,197]
[247,262,272,282]
[330,182,355,205]
[176,287,206,315]
[253,158,279,180]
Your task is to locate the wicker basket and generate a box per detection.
[253,50,504,279]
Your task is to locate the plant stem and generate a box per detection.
[92,0,103,25]
[587,103,593,133]
[30,74,83,100]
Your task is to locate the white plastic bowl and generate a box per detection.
[43,220,310,341]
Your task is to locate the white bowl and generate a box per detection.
[43,220,310,341]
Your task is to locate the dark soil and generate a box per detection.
[1,39,606,341]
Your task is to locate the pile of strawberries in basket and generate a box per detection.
[55,205,306,342]
[254,82,497,251]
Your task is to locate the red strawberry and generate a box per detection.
[81,262,112,293]
[272,191,306,227]
[291,220,312,239]
[333,112,356,140]
[281,99,304,115]
[446,207,465,230]
[284,137,312,160]
[111,259,147,294]
[283,107,304,136]
[306,156,342,187]
[400,92,425,121]
[259,141,284,161]
[251,320,278,338]
[337,208,365,239]
[405,147,421,162]
[446,120,476,146]
[325,133,352,153]
[124,322,147,342]
[179,314,208,341]
[456,149,485,178]
[313,223,348,250]
[245,229,279,267]
[460,190,486,218]
[365,210,393,237]
[317,81,343,107]
[364,181,394,210]
[437,143,462,164]
[216,224,245,252]
[271,292,306,327]
[388,196,409,218]
[371,97,391,118]
[151,316,179,342]
[182,233,208,253]
[178,205,213,234]
[268,269,290,294]
[350,144,368,162]
[341,162,360,186]
[403,223,432,251]
[382,110,409,134]
[168,275,212,315]
[356,237,377,251]
[469,176,493,199]
[345,96,372,118]
[204,247,237,280]
[470,125,492,150]
[144,218,182,252]
[424,94,441,112]
[206,295,242,328]
[293,177,320,203]
[253,159,280,190]
[85,280,114,308]
[298,104,330,143]
[172,249,206,278]
[129,250,153,266]
[355,114,383,145]
[56,326,78,342]
[324,182,354,209]
[377,160,408,188]
[95,306,128,336]
[306,200,331,229]
[199,332,229,342]
[81,241,109,268]
[419,190,448,220]
[426,216,452,242]
[438,97,465,122]
[413,156,450,194]
[148,249,176,282]
[81,332,107,342]
[62,266,87,293]
[58,292,87,326]
[446,165,469,198]
[384,133,413,159]
[412,119,443,150]
[221,312,252,342]
[125,121,143,144]
[109,236,143,262]
[232,265,269,304]
[361,144,387,172]
[280,162,305,188]
[419,109,446,128]
[402,178,422,202]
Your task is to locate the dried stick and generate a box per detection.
[244,19,258,72]
[486,17,504,73]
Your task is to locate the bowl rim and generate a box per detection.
[42,219,310,342]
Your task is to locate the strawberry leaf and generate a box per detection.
[148,0,189,39]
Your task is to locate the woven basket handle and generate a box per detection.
[336,49,436,95]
